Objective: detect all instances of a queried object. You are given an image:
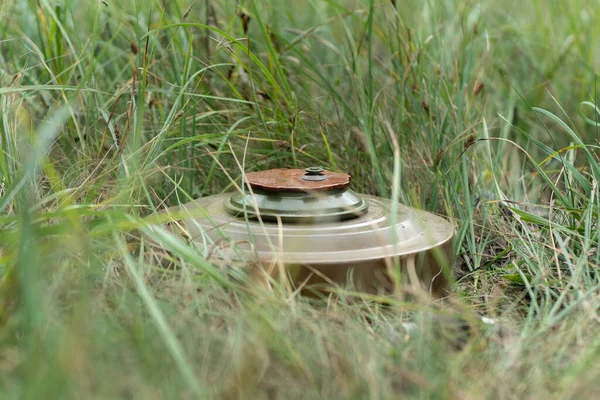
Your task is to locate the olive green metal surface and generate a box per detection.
[169,193,453,265]
[224,188,368,223]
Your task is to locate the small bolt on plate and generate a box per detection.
[302,166,327,181]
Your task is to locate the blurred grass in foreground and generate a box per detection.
[1,0,600,398]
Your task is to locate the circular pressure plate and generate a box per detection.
[245,168,351,192]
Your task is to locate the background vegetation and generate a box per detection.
[1,0,600,398]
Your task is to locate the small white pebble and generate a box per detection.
[480,316,497,325]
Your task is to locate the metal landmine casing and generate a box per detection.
[167,167,455,297]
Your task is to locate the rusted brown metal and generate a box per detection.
[245,168,351,192]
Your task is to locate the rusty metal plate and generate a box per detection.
[245,168,351,192]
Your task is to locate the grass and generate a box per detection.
[1,0,600,398]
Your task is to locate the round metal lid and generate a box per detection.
[224,168,368,223]
[245,167,351,192]
[170,193,454,264]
